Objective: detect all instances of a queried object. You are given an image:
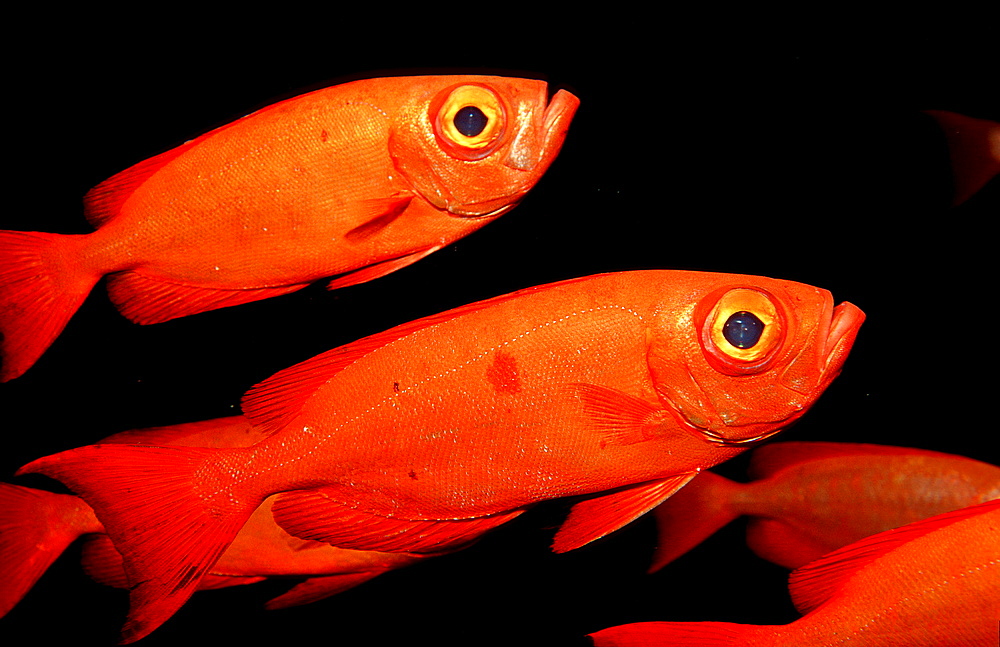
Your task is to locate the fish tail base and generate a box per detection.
[19,444,256,643]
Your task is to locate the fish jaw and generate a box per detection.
[389,78,579,218]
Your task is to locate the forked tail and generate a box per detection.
[18,443,259,643]
[0,483,101,617]
[0,230,99,381]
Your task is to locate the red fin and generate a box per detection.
[18,444,258,644]
[265,572,387,610]
[788,499,1000,614]
[271,488,522,553]
[83,146,194,228]
[747,441,960,479]
[342,196,414,242]
[0,483,100,617]
[198,574,267,590]
[590,621,755,646]
[80,534,128,589]
[81,99,297,229]
[325,245,441,290]
[552,473,698,553]
[99,415,264,448]
[105,271,308,325]
[0,230,98,381]
[649,471,742,572]
[569,383,669,446]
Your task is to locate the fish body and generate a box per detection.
[0,74,579,381]
[21,269,864,642]
[650,442,1000,571]
[591,499,1000,646]
[0,416,428,619]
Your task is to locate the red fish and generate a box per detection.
[0,416,430,619]
[20,269,864,642]
[0,416,427,617]
[0,74,579,381]
[590,499,1000,646]
[650,441,1000,571]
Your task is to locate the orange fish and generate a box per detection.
[0,74,579,381]
[590,498,1000,646]
[0,416,431,620]
[20,269,864,642]
[650,441,1000,571]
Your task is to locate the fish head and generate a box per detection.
[646,273,865,447]
[387,75,579,218]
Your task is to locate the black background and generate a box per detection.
[2,19,997,646]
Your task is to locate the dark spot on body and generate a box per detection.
[408,469,418,480]
[393,381,400,393]
[486,351,521,394]
[320,129,329,142]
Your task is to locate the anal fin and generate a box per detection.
[552,472,699,553]
[272,488,523,554]
[106,272,308,324]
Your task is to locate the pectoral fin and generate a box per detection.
[552,472,699,553]
[569,383,671,446]
[343,196,414,242]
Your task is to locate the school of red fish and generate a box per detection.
[1,73,997,646]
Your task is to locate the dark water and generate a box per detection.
[2,27,997,647]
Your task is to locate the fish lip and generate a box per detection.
[822,301,866,373]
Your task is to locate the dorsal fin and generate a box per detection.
[787,499,1000,614]
[747,441,961,479]
[83,146,195,228]
[82,90,324,229]
[241,273,601,437]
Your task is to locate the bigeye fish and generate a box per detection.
[0,75,579,381]
[591,500,1000,647]
[21,270,864,642]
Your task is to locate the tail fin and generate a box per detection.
[648,472,742,573]
[0,483,102,617]
[0,230,98,381]
[19,443,259,643]
[589,621,759,646]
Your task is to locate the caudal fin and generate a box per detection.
[0,483,102,617]
[0,230,98,381]
[590,621,760,646]
[18,443,259,643]
[648,471,742,573]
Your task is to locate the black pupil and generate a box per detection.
[454,106,488,137]
[723,311,764,349]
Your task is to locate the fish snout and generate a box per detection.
[779,299,865,396]
[503,88,580,172]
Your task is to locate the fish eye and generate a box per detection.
[702,288,783,372]
[723,311,764,349]
[433,84,506,159]
[454,106,488,137]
